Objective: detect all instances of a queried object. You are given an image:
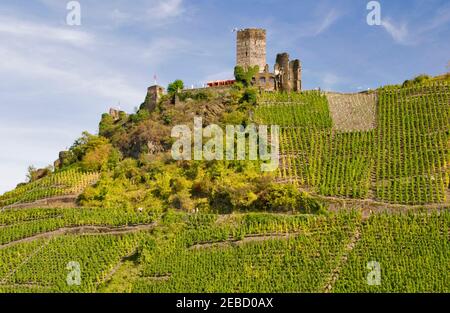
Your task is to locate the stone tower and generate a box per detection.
[274,52,302,92]
[145,85,165,111]
[236,28,266,72]
[275,53,290,92]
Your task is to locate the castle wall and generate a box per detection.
[275,53,291,92]
[290,59,302,92]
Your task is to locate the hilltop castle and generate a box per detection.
[236,28,302,92]
[143,28,302,111]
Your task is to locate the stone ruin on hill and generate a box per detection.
[141,28,303,112]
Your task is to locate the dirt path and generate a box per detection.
[0,223,157,250]
[1,195,79,211]
[189,232,302,250]
[0,283,51,290]
[318,194,449,216]
[276,183,450,216]
[323,226,362,293]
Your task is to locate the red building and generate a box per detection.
[207,79,236,87]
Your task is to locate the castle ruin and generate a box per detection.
[236,28,302,92]
[126,28,302,118]
[144,85,165,111]
[236,28,267,72]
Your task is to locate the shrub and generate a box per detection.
[259,184,324,213]
[234,65,259,87]
[168,80,184,94]
[240,88,258,105]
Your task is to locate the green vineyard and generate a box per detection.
[0,209,448,293]
[0,207,156,246]
[375,84,449,204]
[0,169,99,208]
[0,81,448,294]
[255,82,450,205]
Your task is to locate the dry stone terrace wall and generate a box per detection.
[326,92,377,132]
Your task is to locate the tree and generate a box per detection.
[234,65,259,87]
[26,165,37,182]
[168,80,184,94]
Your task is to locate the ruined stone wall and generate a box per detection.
[253,72,276,91]
[275,53,302,92]
[275,53,291,92]
[236,28,266,72]
[290,59,302,92]
[145,85,165,111]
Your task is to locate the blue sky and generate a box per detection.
[0,0,449,193]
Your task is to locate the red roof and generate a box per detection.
[207,79,236,87]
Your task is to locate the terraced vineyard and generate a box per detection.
[0,209,448,293]
[0,206,157,293]
[255,82,450,205]
[0,169,99,208]
[0,207,156,246]
[335,211,450,292]
[132,212,360,293]
[0,81,448,294]
[375,84,449,204]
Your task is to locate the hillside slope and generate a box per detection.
[256,82,449,206]
[0,77,449,293]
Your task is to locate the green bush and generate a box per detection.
[234,65,259,87]
[168,80,184,94]
[129,108,150,124]
[258,184,324,213]
[240,88,258,105]
[403,74,431,87]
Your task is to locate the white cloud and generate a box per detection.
[276,8,342,44]
[0,13,190,107]
[149,0,184,20]
[381,6,450,45]
[0,16,93,46]
[381,18,409,45]
[0,45,143,105]
[314,9,341,36]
